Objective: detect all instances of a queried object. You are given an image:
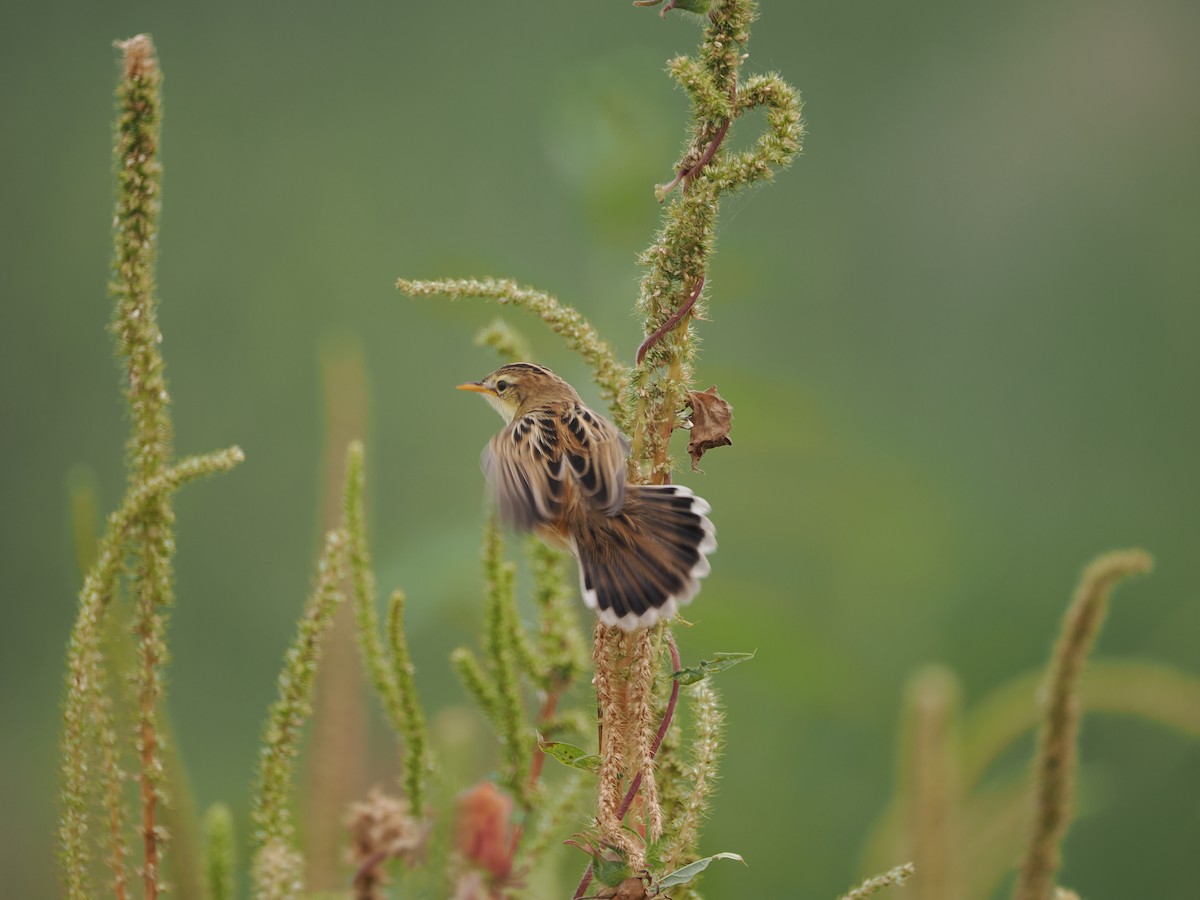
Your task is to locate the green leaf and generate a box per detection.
[657,852,746,888]
[671,651,755,685]
[537,735,600,773]
[593,853,634,887]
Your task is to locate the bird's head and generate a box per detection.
[457,362,577,423]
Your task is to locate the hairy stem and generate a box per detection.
[386,589,430,814]
[397,277,628,417]
[345,443,430,814]
[838,863,916,900]
[59,450,243,899]
[252,529,349,899]
[1014,549,1152,900]
[660,678,725,872]
[573,635,681,899]
[627,0,801,483]
[112,34,173,899]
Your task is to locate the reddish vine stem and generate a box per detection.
[685,117,731,187]
[617,635,681,820]
[572,864,595,900]
[657,116,731,201]
[636,275,706,365]
[658,168,686,199]
[526,692,561,794]
[571,633,682,900]
[507,690,563,860]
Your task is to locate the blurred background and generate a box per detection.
[3,0,1198,897]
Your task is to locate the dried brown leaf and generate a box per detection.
[686,385,732,470]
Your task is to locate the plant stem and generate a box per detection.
[111,33,173,898]
[572,635,681,899]
[616,634,681,822]
[58,450,243,899]
[1014,550,1152,900]
[507,691,564,860]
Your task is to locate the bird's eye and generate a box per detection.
[496,380,510,392]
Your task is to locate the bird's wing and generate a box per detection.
[559,403,627,516]
[481,411,568,531]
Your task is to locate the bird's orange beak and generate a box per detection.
[456,381,495,395]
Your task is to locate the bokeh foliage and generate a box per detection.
[5,0,1200,897]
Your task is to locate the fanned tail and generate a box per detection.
[570,484,717,630]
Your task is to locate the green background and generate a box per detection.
[3,0,1198,897]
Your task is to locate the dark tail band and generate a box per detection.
[571,483,716,630]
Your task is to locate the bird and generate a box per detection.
[457,362,716,631]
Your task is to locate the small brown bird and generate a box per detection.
[458,362,716,630]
